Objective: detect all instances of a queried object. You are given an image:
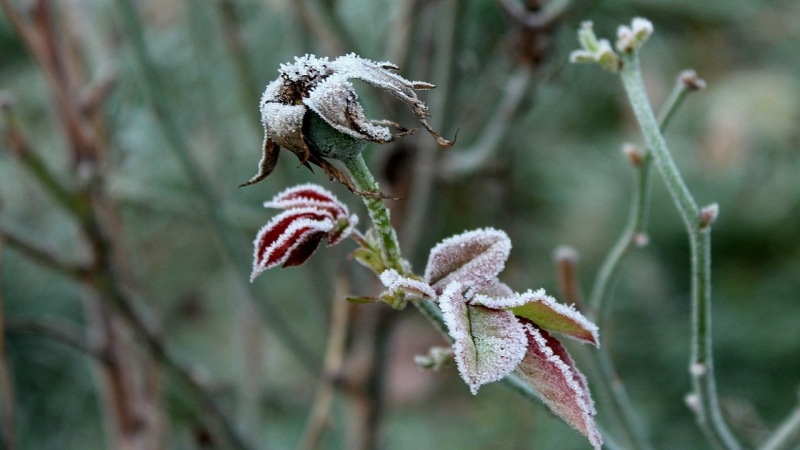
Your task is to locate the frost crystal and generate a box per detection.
[251,184,358,281]
[241,53,454,197]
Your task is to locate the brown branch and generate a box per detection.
[298,275,352,450]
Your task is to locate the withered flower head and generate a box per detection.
[240,53,454,196]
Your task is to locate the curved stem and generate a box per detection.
[588,71,694,323]
[760,400,800,450]
[342,154,403,274]
[620,51,741,450]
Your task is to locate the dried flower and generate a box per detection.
[251,184,358,281]
[380,229,601,449]
[616,17,654,53]
[241,54,454,196]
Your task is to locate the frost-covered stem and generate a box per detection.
[115,0,320,373]
[620,51,741,450]
[342,154,404,275]
[588,72,694,323]
[760,401,800,450]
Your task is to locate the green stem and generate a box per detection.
[620,51,741,450]
[342,154,403,274]
[760,401,800,450]
[588,72,693,324]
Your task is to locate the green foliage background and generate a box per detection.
[1,0,799,448]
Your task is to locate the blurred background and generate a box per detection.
[1,0,799,449]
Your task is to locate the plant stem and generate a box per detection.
[760,401,800,450]
[588,71,694,324]
[620,51,741,450]
[342,154,403,274]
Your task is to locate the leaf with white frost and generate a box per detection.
[424,228,511,292]
[474,288,599,346]
[439,281,528,395]
[515,323,602,450]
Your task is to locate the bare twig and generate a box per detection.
[114,0,321,373]
[4,317,110,364]
[760,392,800,450]
[440,64,533,179]
[298,276,352,450]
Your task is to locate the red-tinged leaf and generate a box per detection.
[265,183,349,218]
[475,288,599,346]
[439,281,527,395]
[515,323,602,450]
[379,269,436,299]
[424,228,511,293]
[251,210,334,281]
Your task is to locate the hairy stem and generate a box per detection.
[760,400,800,450]
[342,154,404,274]
[620,51,741,450]
[588,70,695,323]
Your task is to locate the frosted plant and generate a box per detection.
[251,184,358,281]
[240,53,454,197]
[380,229,602,449]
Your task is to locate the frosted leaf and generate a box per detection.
[471,278,514,302]
[476,288,599,346]
[424,228,511,293]
[439,281,527,395]
[515,324,602,450]
[265,183,350,219]
[251,208,335,281]
[379,269,436,299]
[260,102,306,152]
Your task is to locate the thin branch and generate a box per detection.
[4,317,110,364]
[760,395,800,450]
[440,64,534,179]
[400,0,458,259]
[620,50,741,450]
[114,0,321,373]
[291,0,350,56]
[0,228,91,281]
[588,69,701,323]
[297,277,352,450]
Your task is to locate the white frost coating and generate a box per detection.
[305,76,393,142]
[379,269,436,299]
[522,324,602,450]
[424,228,511,292]
[260,102,306,149]
[265,183,349,218]
[477,288,599,346]
[328,213,358,247]
[440,281,527,395]
[251,215,334,281]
